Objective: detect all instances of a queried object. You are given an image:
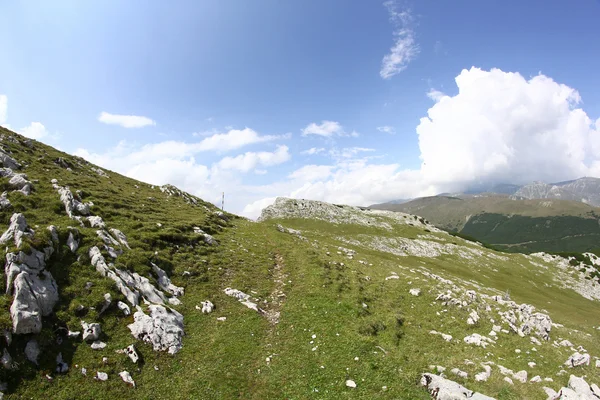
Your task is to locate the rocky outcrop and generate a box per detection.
[224,288,262,312]
[547,375,600,399]
[53,183,91,218]
[128,305,184,354]
[1,214,58,334]
[152,263,184,297]
[0,149,21,170]
[420,373,496,399]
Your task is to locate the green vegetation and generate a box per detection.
[1,126,600,399]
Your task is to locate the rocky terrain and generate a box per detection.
[0,126,600,399]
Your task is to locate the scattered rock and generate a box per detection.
[56,352,69,373]
[119,370,135,387]
[1,349,13,370]
[82,321,101,342]
[127,305,184,354]
[91,341,107,350]
[420,373,496,400]
[224,288,262,313]
[475,365,492,382]
[152,263,184,297]
[513,370,528,383]
[125,345,139,363]
[409,288,421,296]
[96,372,108,381]
[199,300,214,314]
[345,380,357,388]
[564,352,591,368]
[118,301,131,316]
[503,377,514,385]
[24,340,40,365]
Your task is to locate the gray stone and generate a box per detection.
[25,340,40,365]
[81,321,101,342]
[119,370,135,387]
[420,373,496,400]
[127,305,184,354]
[152,262,184,297]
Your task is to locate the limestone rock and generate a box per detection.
[513,370,528,383]
[55,185,91,217]
[409,288,421,296]
[0,192,11,210]
[119,370,135,387]
[8,174,32,195]
[118,301,131,316]
[0,149,21,169]
[96,372,108,381]
[565,352,591,368]
[109,228,131,249]
[200,300,214,314]
[81,321,101,342]
[10,270,58,334]
[87,216,105,228]
[91,341,107,350]
[67,229,79,253]
[0,213,32,248]
[420,373,496,400]
[25,340,40,365]
[224,288,261,312]
[127,305,184,354]
[152,263,184,297]
[125,345,139,363]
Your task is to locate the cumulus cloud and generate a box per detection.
[0,95,7,125]
[243,67,600,218]
[216,145,291,172]
[301,120,358,137]
[73,127,292,216]
[377,125,395,134]
[380,1,419,79]
[19,122,49,140]
[288,165,333,182]
[98,112,156,128]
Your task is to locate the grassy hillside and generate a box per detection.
[371,195,600,253]
[1,126,600,399]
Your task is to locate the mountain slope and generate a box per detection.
[513,177,600,206]
[0,126,600,399]
[370,195,600,253]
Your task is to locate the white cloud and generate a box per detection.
[216,145,290,172]
[288,165,333,182]
[0,95,7,125]
[380,1,419,79]
[196,128,287,152]
[98,112,156,128]
[302,120,343,137]
[426,89,445,102]
[301,121,358,137]
[377,125,395,134]
[301,147,326,155]
[19,122,49,140]
[244,67,600,218]
[242,197,278,219]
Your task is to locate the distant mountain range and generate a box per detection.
[370,177,600,254]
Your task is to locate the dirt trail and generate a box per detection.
[264,252,286,325]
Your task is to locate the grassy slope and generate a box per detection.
[371,195,600,253]
[1,127,600,399]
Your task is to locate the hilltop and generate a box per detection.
[370,194,600,254]
[0,126,600,399]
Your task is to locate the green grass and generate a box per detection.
[1,126,600,399]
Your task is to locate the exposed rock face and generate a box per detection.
[420,373,496,400]
[110,228,131,249]
[8,174,33,195]
[200,300,214,314]
[1,214,58,334]
[0,213,32,248]
[260,197,441,231]
[0,191,11,209]
[565,352,591,368]
[128,305,184,354]
[152,263,184,297]
[67,229,79,253]
[160,184,199,205]
[87,216,105,228]
[119,370,135,387]
[548,375,600,399]
[0,149,21,170]
[54,184,91,218]
[125,345,139,363]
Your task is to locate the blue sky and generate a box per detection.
[1,0,600,217]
